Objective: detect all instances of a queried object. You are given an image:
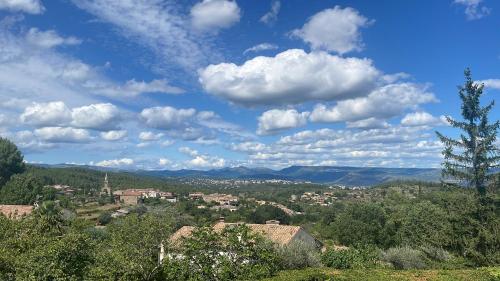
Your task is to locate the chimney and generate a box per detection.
[265,220,280,225]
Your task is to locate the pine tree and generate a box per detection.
[436,68,499,196]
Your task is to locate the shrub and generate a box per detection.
[381,246,426,269]
[97,212,112,225]
[420,245,451,262]
[321,246,378,269]
[278,241,321,269]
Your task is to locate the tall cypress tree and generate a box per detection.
[436,68,499,196]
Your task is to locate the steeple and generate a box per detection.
[101,173,111,195]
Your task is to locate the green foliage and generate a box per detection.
[395,201,452,248]
[89,213,173,280]
[277,241,321,270]
[321,246,379,269]
[249,204,291,225]
[97,212,112,225]
[0,173,55,204]
[0,137,25,187]
[436,68,499,196]
[331,203,390,247]
[381,246,427,270]
[162,224,281,280]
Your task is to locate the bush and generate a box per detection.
[321,246,378,269]
[420,245,451,262]
[278,241,321,269]
[97,212,112,225]
[381,246,426,269]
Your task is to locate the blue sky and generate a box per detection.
[0,0,498,170]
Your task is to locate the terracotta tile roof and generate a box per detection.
[0,205,34,219]
[169,222,303,247]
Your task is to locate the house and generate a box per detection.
[202,193,238,206]
[0,205,34,219]
[169,220,322,250]
[188,192,204,199]
[159,192,177,203]
[114,190,143,205]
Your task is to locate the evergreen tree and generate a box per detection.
[0,137,25,187]
[436,68,499,196]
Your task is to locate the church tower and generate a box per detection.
[101,173,111,195]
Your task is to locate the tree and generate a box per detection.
[436,68,499,196]
[0,173,55,205]
[0,138,25,187]
[249,204,291,225]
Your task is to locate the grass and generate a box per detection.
[263,267,500,281]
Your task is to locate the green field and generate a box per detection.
[264,267,500,281]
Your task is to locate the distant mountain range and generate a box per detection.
[34,164,441,186]
[138,166,441,186]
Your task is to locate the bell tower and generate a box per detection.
[101,173,111,195]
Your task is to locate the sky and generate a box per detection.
[0,0,498,170]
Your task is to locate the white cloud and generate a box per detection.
[139,131,164,141]
[140,106,196,130]
[34,127,91,143]
[95,158,134,167]
[20,101,71,126]
[199,49,380,106]
[401,112,447,127]
[0,25,180,110]
[346,118,389,129]
[190,0,240,32]
[73,0,218,71]
[93,79,184,97]
[480,79,500,89]
[260,0,280,25]
[71,103,121,131]
[310,83,437,123]
[243,43,278,54]
[25,28,81,48]
[180,146,226,169]
[100,130,127,141]
[0,0,44,14]
[290,6,372,54]
[257,109,309,135]
[454,0,490,20]
[158,158,171,166]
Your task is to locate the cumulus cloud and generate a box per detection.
[100,130,127,141]
[0,0,44,14]
[139,131,164,141]
[140,106,196,130]
[257,109,309,135]
[94,158,134,167]
[34,127,91,143]
[25,28,81,48]
[309,83,437,123]
[199,49,380,106]
[290,6,372,54]
[400,112,447,127]
[20,101,71,126]
[260,0,280,25]
[346,118,390,129]
[454,0,490,20]
[231,126,444,169]
[179,146,226,168]
[480,79,500,89]
[71,103,121,131]
[243,43,278,54]
[190,0,240,32]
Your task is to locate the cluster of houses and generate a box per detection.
[291,191,339,206]
[188,192,240,212]
[113,189,177,205]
